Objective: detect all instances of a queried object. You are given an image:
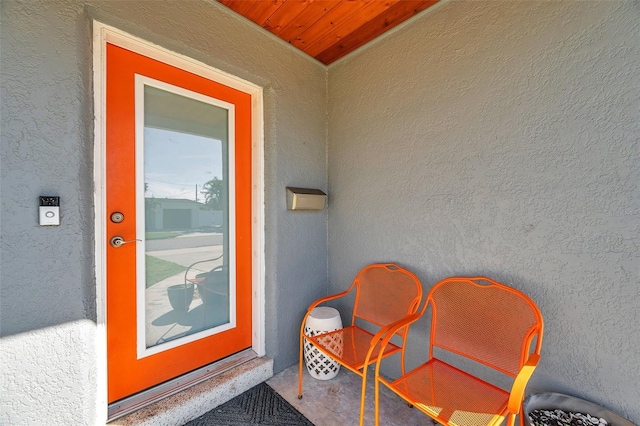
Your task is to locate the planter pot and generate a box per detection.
[524,393,634,426]
[196,270,228,305]
[167,283,194,313]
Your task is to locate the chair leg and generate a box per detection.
[519,401,526,426]
[374,375,380,426]
[359,372,368,426]
[298,334,304,399]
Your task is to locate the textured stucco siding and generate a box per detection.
[0,321,98,424]
[328,0,639,422]
[1,1,328,424]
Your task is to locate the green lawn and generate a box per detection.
[145,255,185,288]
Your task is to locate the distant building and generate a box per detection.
[145,198,222,231]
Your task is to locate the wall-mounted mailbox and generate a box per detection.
[286,187,327,211]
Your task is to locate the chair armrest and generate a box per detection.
[305,289,351,313]
[507,353,541,414]
[351,310,421,374]
[374,311,423,357]
[300,288,354,338]
[299,290,354,363]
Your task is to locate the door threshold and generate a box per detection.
[108,350,272,424]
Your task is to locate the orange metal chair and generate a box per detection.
[374,276,544,426]
[298,263,423,426]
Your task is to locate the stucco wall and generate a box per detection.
[328,0,639,422]
[0,1,327,424]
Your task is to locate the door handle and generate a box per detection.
[110,236,141,248]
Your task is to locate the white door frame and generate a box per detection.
[92,21,265,424]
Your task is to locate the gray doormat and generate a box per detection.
[185,382,315,426]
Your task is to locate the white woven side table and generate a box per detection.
[303,307,343,380]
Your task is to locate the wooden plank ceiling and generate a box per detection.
[218,0,439,65]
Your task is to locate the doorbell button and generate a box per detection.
[39,206,60,226]
[39,196,60,226]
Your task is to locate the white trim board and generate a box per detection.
[92,20,265,425]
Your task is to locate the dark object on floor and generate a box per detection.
[524,393,635,426]
[185,382,315,426]
[529,408,608,426]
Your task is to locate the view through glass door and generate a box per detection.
[140,79,235,354]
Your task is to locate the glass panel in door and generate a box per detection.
[138,79,235,356]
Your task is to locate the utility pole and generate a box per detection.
[195,184,198,203]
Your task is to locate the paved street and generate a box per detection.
[145,232,223,251]
[147,245,223,271]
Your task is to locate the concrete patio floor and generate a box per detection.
[267,364,435,426]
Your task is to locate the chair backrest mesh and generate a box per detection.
[429,278,542,377]
[353,264,422,335]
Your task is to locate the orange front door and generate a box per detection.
[106,43,252,403]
